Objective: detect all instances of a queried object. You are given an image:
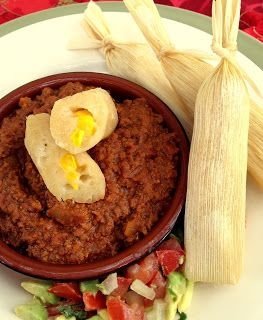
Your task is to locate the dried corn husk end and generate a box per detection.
[159,51,213,126]
[68,1,192,136]
[124,0,172,55]
[123,0,214,133]
[124,0,263,192]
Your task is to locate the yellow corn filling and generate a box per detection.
[59,153,80,190]
[70,110,96,147]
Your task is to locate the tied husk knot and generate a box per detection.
[69,0,263,190]
[123,0,263,191]
[157,45,175,61]
[69,1,192,136]
[101,36,115,54]
[211,41,237,62]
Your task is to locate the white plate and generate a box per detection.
[0,4,262,320]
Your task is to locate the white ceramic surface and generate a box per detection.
[0,10,262,320]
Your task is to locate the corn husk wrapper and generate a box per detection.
[123,0,213,126]
[184,0,250,284]
[69,1,191,135]
[124,0,263,190]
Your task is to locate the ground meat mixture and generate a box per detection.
[0,82,180,264]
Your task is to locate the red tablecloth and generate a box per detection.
[0,0,262,42]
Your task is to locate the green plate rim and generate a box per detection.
[0,1,262,69]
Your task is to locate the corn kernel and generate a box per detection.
[70,128,85,147]
[70,110,96,147]
[59,154,80,190]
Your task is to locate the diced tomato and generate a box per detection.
[111,277,132,297]
[47,305,61,317]
[158,237,184,252]
[144,270,167,307]
[107,297,132,320]
[156,238,184,276]
[126,264,140,280]
[148,271,166,299]
[124,290,144,307]
[139,253,159,280]
[124,291,144,319]
[48,282,82,302]
[126,253,159,284]
[143,298,154,308]
[156,250,183,275]
[83,291,106,311]
[107,297,143,320]
[130,305,144,320]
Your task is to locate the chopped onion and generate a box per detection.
[97,273,118,295]
[130,279,155,300]
[145,299,166,320]
[154,299,166,319]
[146,309,156,320]
[179,256,184,265]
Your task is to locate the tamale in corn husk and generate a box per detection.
[184,0,249,284]
[69,1,191,135]
[123,0,212,126]
[124,0,263,190]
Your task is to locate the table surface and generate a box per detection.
[0,0,262,42]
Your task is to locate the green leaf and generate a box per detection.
[80,280,99,293]
[177,311,187,320]
[58,305,87,320]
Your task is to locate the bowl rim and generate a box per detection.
[0,72,189,280]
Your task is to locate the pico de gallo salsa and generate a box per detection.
[14,236,194,320]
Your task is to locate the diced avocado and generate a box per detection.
[165,272,187,320]
[86,316,102,320]
[55,316,76,320]
[178,280,194,313]
[97,309,109,320]
[31,297,42,305]
[15,299,48,320]
[80,279,99,293]
[21,281,59,305]
[165,291,178,320]
[167,272,187,297]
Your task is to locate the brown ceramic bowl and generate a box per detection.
[0,72,189,280]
